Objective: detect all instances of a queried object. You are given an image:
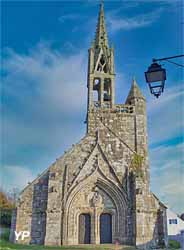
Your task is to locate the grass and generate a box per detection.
[168,240,181,249]
[0,227,10,242]
[0,240,136,250]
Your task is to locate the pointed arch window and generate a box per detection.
[97,54,107,73]
[95,49,108,73]
[93,78,100,103]
[103,78,111,102]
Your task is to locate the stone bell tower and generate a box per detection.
[87,2,115,113]
[85,3,167,247]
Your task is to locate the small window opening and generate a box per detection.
[94,78,100,89]
[93,90,99,102]
[100,56,105,66]
[104,90,110,101]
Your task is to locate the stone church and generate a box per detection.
[10,3,168,249]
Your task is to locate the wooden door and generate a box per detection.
[79,214,91,244]
[100,213,112,243]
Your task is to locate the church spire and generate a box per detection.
[94,1,109,48]
[87,1,115,129]
[126,77,145,104]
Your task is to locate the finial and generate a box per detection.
[100,0,104,7]
[132,76,137,85]
[100,0,104,15]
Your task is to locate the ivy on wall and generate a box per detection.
[130,153,144,179]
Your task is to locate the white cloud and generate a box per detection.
[3,43,87,115]
[2,165,36,191]
[147,84,184,113]
[150,142,184,214]
[147,84,184,214]
[107,8,163,32]
[147,84,184,144]
[2,42,87,174]
[150,142,183,172]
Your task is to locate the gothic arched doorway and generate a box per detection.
[100,213,112,243]
[78,214,91,244]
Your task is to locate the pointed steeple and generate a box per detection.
[126,77,145,104]
[94,1,109,48]
[87,0,115,125]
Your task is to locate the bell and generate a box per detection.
[104,93,110,101]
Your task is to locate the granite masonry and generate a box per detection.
[10,3,168,249]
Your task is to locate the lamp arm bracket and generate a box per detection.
[152,54,184,62]
[152,55,184,68]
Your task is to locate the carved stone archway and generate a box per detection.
[62,176,128,245]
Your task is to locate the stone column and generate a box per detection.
[91,208,95,244]
[92,206,100,244]
[110,76,115,108]
[100,77,104,106]
[88,76,94,109]
[95,210,101,244]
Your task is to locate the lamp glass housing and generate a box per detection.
[145,62,166,83]
[145,62,166,98]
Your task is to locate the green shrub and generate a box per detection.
[0,208,12,226]
[169,239,181,249]
[0,227,10,241]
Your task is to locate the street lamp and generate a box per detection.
[145,61,166,98]
[145,55,184,98]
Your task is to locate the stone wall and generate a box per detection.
[13,86,167,248]
[43,129,138,246]
[87,108,136,151]
[14,170,49,244]
[16,184,34,244]
[136,191,167,249]
[30,171,49,245]
[44,136,97,245]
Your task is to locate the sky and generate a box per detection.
[1,0,184,214]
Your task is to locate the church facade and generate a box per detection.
[10,3,168,249]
